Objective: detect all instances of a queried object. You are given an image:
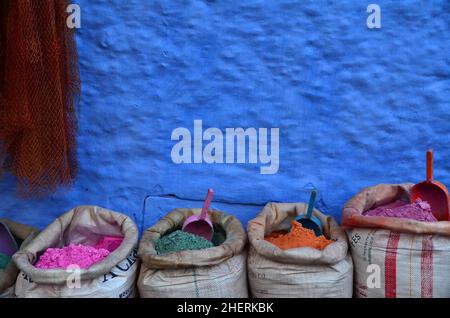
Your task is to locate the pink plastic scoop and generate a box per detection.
[182,189,214,241]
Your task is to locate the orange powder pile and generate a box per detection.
[265,221,333,250]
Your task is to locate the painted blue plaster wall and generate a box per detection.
[0,1,449,232]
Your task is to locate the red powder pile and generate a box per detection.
[94,236,123,252]
[265,222,333,250]
[363,199,437,222]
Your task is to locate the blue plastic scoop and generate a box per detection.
[295,190,323,236]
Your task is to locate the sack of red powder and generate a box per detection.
[12,206,139,298]
[342,183,450,298]
[0,219,38,298]
[247,202,353,298]
[137,208,248,298]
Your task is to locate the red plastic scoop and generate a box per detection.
[182,189,214,241]
[411,150,450,221]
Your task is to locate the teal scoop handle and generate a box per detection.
[306,190,317,219]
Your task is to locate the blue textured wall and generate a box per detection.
[0,1,449,232]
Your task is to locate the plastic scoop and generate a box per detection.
[411,149,450,221]
[0,221,19,256]
[295,190,323,236]
[182,189,214,241]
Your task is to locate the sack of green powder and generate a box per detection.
[137,208,248,298]
[343,183,450,298]
[13,206,139,298]
[0,219,38,298]
[247,202,353,298]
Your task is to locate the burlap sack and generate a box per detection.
[343,183,450,298]
[13,206,139,298]
[0,219,38,298]
[138,208,248,298]
[247,202,353,298]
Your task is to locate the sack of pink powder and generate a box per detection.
[12,206,139,298]
[342,183,450,298]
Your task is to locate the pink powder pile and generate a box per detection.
[364,199,437,222]
[35,244,110,270]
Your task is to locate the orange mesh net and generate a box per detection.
[0,0,80,196]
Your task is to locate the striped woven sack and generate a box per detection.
[343,183,450,298]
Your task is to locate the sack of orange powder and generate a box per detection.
[343,183,450,298]
[247,202,353,298]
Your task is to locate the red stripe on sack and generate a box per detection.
[421,235,433,298]
[385,232,400,298]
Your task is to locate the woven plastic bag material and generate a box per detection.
[13,206,139,298]
[343,183,450,298]
[138,208,248,298]
[247,202,353,298]
[0,219,38,298]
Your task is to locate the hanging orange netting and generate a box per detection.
[0,0,80,196]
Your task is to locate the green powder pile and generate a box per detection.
[156,230,214,255]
